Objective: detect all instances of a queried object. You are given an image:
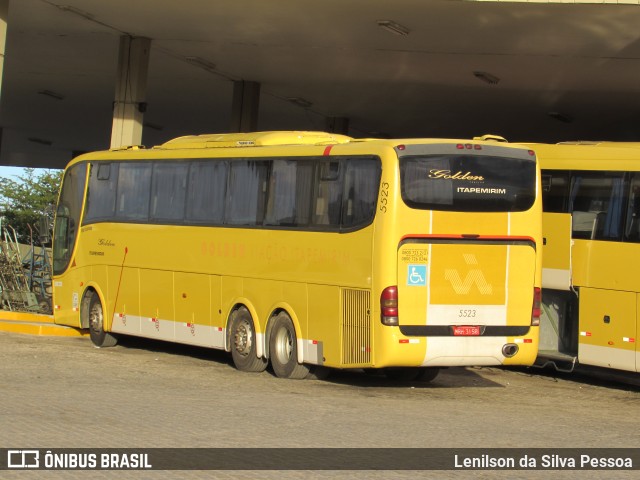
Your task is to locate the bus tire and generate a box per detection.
[415,367,440,383]
[88,292,118,348]
[229,307,268,373]
[269,312,310,379]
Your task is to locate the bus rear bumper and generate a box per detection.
[374,326,539,368]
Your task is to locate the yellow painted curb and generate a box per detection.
[0,321,88,337]
[0,311,55,323]
[0,311,87,337]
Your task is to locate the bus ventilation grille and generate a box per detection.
[341,289,371,366]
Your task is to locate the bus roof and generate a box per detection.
[157,131,354,149]
[157,131,519,150]
[67,131,533,166]
[522,141,640,172]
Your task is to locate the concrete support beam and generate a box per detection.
[326,117,350,135]
[110,36,151,148]
[0,0,8,99]
[468,1,640,3]
[230,81,260,133]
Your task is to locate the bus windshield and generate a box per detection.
[400,154,536,212]
[53,163,86,275]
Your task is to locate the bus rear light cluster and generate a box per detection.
[531,287,541,326]
[456,143,482,150]
[380,286,399,326]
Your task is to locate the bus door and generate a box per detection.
[578,287,637,372]
[542,213,572,291]
[570,172,637,373]
[538,212,578,369]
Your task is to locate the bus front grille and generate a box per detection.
[341,288,371,366]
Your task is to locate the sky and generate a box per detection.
[0,166,27,180]
[0,166,59,182]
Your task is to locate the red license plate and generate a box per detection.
[453,325,481,336]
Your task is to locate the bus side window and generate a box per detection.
[186,161,227,225]
[264,160,297,226]
[85,163,119,223]
[569,173,624,241]
[116,163,152,221]
[293,163,313,226]
[224,160,269,226]
[150,162,188,222]
[341,158,381,229]
[625,175,640,242]
[541,171,569,213]
[313,161,342,227]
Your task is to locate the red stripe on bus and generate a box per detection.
[323,146,333,156]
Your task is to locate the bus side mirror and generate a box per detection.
[38,215,51,244]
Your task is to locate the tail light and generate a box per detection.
[531,287,541,326]
[381,286,399,326]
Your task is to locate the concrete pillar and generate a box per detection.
[0,0,8,99]
[110,36,151,148]
[230,81,260,133]
[326,117,349,135]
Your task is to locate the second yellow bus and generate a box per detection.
[533,141,640,375]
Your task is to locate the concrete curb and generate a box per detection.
[0,311,88,337]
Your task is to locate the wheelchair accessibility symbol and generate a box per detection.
[407,264,427,286]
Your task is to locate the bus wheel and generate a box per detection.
[269,312,310,379]
[415,367,440,383]
[229,307,268,372]
[88,292,117,348]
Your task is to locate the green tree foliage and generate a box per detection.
[0,168,63,242]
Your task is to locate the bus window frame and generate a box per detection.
[79,155,382,234]
[542,169,633,243]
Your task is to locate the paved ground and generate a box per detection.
[0,331,638,479]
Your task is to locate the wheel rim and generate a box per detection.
[274,325,293,364]
[233,318,252,357]
[89,301,103,333]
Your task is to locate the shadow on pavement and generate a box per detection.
[110,335,508,389]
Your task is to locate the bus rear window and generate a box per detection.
[400,154,536,212]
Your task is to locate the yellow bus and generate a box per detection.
[51,131,542,380]
[534,141,640,374]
